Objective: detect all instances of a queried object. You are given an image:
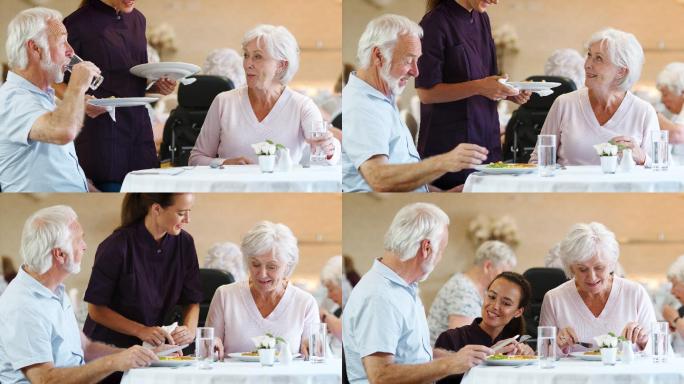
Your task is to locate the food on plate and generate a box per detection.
[159,356,194,361]
[486,161,536,169]
[242,351,280,357]
[487,354,536,360]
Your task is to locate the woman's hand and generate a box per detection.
[136,326,174,346]
[214,337,225,361]
[307,130,336,159]
[505,341,534,356]
[610,136,646,165]
[476,75,519,101]
[170,325,194,346]
[556,326,578,349]
[150,77,177,95]
[621,321,648,350]
[507,90,532,105]
[222,157,254,165]
[84,95,108,118]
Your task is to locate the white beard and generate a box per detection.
[419,256,436,282]
[40,49,64,84]
[379,60,406,97]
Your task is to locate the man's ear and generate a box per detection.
[52,248,65,265]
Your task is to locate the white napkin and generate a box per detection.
[142,322,178,349]
[107,106,116,122]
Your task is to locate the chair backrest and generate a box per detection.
[502,76,577,163]
[160,75,234,166]
[522,267,568,339]
[198,268,235,327]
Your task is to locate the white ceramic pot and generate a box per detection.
[600,156,618,174]
[258,155,276,173]
[600,347,617,365]
[258,348,276,366]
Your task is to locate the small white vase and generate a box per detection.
[621,340,635,364]
[275,147,293,172]
[258,155,276,173]
[600,156,618,174]
[278,342,293,365]
[600,347,617,365]
[619,149,636,172]
[258,348,276,366]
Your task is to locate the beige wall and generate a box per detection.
[343,0,684,108]
[343,193,684,310]
[0,193,342,296]
[1,0,341,89]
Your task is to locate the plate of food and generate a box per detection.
[227,351,301,362]
[474,162,537,175]
[483,354,538,366]
[130,62,201,81]
[150,356,195,367]
[505,81,562,91]
[569,351,621,361]
[87,97,159,107]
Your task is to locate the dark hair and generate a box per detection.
[334,63,356,93]
[78,0,88,8]
[486,271,532,337]
[2,256,17,284]
[426,0,449,13]
[343,254,361,287]
[119,194,179,228]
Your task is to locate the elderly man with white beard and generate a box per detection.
[0,205,170,384]
[343,203,495,384]
[342,14,489,192]
[0,7,102,192]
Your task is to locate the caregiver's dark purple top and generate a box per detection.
[83,221,202,348]
[63,0,158,184]
[416,1,500,189]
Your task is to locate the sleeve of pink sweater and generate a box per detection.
[205,284,227,345]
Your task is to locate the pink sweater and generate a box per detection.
[189,87,339,165]
[205,280,320,354]
[539,277,656,353]
[530,88,659,165]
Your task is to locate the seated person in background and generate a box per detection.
[204,241,247,282]
[319,256,345,344]
[202,48,246,88]
[427,240,517,346]
[544,48,586,90]
[530,28,659,167]
[0,205,163,384]
[661,255,684,353]
[189,25,340,167]
[655,63,684,164]
[435,272,535,384]
[540,222,656,354]
[0,7,100,192]
[206,221,320,355]
[342,14,488,192]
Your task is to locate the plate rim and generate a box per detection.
[507,81,561,89]
[130,62,201,79]
[474,164,537,174]
[226,351,301,362]
[87,97,159,107]
[483,356,538,366]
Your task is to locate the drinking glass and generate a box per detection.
[651,130,670,171]
[195,327,214,369]
[309,121,329,163]
[308,323,327,363]
[65,54,104,90]
[536,135,556,177]
[651,321,669,363]
[537,326,556,368]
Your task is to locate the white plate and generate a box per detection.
[474,164,537,175]
[506,81,561,91]
[569,351,621,361]
[130,62,200,81]
[227,352,302,362]
[88,97,159,107]
[149,358,194,367]
[483,356,538,366]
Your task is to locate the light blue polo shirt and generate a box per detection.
[341,73,428,192]
[0,72,88,192]
[343,259,432,383]
[0,266,85,384]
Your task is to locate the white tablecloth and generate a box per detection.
[121,358,341,384]
[120,165,341,192]
[463,165,684,192]
[461,356,684,384]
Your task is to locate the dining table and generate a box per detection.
[120,357,342,384]
[463,165,684,192]
[120,165,342,192]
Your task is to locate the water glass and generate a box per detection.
[309,121,329,163]
[537,326,556,368]
[308,323,327,363]
[536,135,556,177]
[65,54,104,90]
[651,321,669,363]
[651,130,669,171]
[195,327,214,369]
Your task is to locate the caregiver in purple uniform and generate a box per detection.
[415,0,530,190]
[61,0,176,191]
[83,193,202,383]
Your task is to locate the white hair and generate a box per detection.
[473,240,517,268]
[586,28,644,92]
[20,205,77,275]
[357,14,423,70]
[656,62,684,96]
[241,25,299,85]
[384,202,450,262]
[204,242,246,282]
[320,255,342,286]
[559,222,619,278]
[241,221,299,277]
[544,48,585,89]
[667,255,684,283]
[202,48,246,88]
[6,7,62,70]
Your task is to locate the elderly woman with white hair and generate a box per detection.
[205,221,320,354]
[530,28,659,166]
[544,48,586,89]
[539,222,656,354]
[655,63,684,164]
[319,255,345,342]
[661,255,684,352]
[202,48,246,88]
[204,241,246,282]
[189,25,340,167]
[427,240,517,346]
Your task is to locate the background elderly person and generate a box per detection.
[202,48,246,88]
[427,240,517,346]
[189,25,340,167]
[204,241,247,282]
[205,221,320,354]
[319,255,345,343]
[530,28,659,166]
[655,62,684,164]
[544,48,586,89]
[661,255,684,353]
[539,222,656,354]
